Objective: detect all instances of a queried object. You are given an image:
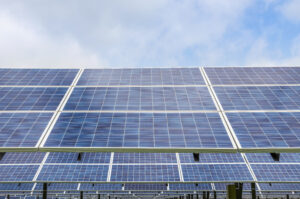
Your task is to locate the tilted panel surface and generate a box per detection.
[205,67,300,85]
[0,183,34,191]
[124,184,167,191]
[64,87,216,111]
[46,152,111,163]
[77,68,205,85]
[0,69,78,86]
[246,153,300,163]
[0,152,45,164]
[44,112,233,151]
[34,183,78,191]
[0,165,39,182]
[259,183,300,191]
[169,183,212,190]
[113,153,177,163]
[0,87,67,111]
[0,113,53,147]
[179,153,244,163]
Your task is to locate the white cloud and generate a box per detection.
[277,0,300,23]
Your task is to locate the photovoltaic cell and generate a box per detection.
[0,165,38,182]
[214,183,252,191]
[110,165,180,182]
[77,68,205,85]
[37,165,108,182]
[0,152,45,164]
[169,184,212,191]
[214,86,300,110]
[113,153,177,163]
[227,112,300,149]
[251,164,300,182]
[0,183,34,191]
[0,87,67,110]
[259,183,300,191]
[34,183,78,191]
[179,153,244,163]
[46,152,111,163]
[205,67,300,85]
[124,184,167,190]
[65,87,216,111]
[0,69,78,86]
[181,164,253,182]
[80,184,122,191]
[44,112,233,150]
[246,153,300,163]
[0,113,53,147]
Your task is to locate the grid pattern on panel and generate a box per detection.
[251,164,300,182]
[0,69,78,86]
[0,87,67,111]
[0,183,34,191]
[179,153,244,163]
[214,183,252,191]
[181,164,253,182]
[37,165,108,182]
[0,152,45,164]
[0,165,39,182]
[0,113,53,147]
[227,112,300,148]
[34,183,78,191]
[124,184,167,190]
[169,183,211,190]
[77,68,205,85]
[46,152,111,163]
[110,165,180,182]
[214,86,300,110]
[259,183,300,191]
[64,87,216,111]
[246,153,300,163]
[205,67,300,85]
[113,153,177,163]
[44,112,233,149]
[79,183,122,191]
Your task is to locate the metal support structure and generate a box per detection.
[0,152,5,161]
[206,191,209,199]
[227,184,236,199]
[43,183,47,199]
[287,194,289,199]
[270,153,280,161]
[251,183,256,199]
[6,195,9,199]
[213,191,216,199]
[77,152,83,161]
[202,191,206,199]
[98,194,100,199]
[235,183,243,199]
[193,153,200,162]
[80,191,83,199]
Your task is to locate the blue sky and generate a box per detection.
[0,0,300,67]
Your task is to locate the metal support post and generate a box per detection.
[251,183,256,199]
[43,183,47,199]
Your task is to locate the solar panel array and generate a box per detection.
[0,67,300,195]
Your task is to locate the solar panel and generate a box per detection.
[0,152,45,164]
[169,183,212,191]
[0,113,53,148]
[179,153,244,163]
[0,69,78,86]
[0,165,38,182]
[77,68,205,85]
[259,183,300,191]
[214,183,252,191]
[34,183,78,191]
[43,112,234,152]
[110,165,180,182]
[246,153,300,163]
[124,184,167,191]
[64,87,216,111]
[113,153,177,163]
[227,112,300,150]
[0,87,67,110]
[205,67,300,85]
[214,86,300,110]
[0,183,34,191]
[251,164,300,182]
[181,164,253,182]
[46,152,111,163]
[37,165,108,182]
[80,183,122,191]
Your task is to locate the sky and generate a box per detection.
[0,0,300,68]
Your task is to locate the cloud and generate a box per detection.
[277,0,300,23]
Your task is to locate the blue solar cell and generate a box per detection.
[113,153,177,163]
[77,68,205,85]
[110,165,180,182]
[251,164,300,182]
[181,164,253,182]
[169,183,212,190]
[179,153,244,163]
[37,165,108,182]
[0,113,53,147]
[0,69,78,86]
[205,67,300,85]
[0,152,45,164]
[46,152,111,163]
[0,165,38,182]
[34,183,78,191]
[0,87,67,110]
[0,183,34,191]
[259,183,300,191]
[214,86,300,110]
[44,112,233,150]
[227,112,300,149]
[214,183,252,191]
[65,87,216,111]
[124,184,167,190]
[246,153,300,163]
[80,184,122,191]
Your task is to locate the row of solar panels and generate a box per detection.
[0,67,300,153]
[0,152,300,183]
